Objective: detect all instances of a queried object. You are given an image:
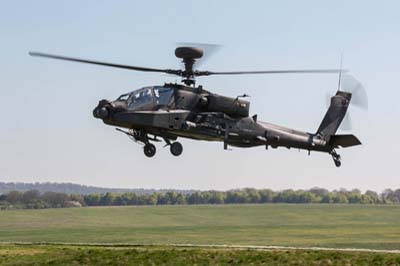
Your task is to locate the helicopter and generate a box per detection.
[29,46,366,167]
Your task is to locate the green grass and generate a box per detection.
[1,204,400,250]
[0,244,400,266]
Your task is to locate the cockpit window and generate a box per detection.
[154,86,174,107]
[121,86,174,110]
[127,87,153,109]
[117,94,129,101]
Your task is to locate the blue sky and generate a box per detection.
[0,1,399,191]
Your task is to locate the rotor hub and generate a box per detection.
[174,47,204,85]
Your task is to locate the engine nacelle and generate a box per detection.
[206,94,250,117]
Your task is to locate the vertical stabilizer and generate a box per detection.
[317,91,351,140]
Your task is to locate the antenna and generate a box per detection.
[337,53,343,91]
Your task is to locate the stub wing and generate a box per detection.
[329,134,361,148]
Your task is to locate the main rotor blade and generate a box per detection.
[29,52,181,76]
[196,69,348,76]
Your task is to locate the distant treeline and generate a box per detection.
[1,188,400,210]
[0,182,194,195]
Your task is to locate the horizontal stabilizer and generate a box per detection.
[330,134,361,148]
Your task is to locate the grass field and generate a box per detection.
[1,204,400,250]
[1,244,400,265]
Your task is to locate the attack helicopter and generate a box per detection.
[29,46,366,167]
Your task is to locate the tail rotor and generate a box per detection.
[325,73,368,131]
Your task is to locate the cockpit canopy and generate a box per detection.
[117,86,174,111]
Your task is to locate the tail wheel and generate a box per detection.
[331,150,341,167]
[144,143,156,158]
[170,142,183,156]
[334,159,341,167]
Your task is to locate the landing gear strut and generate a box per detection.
[163,137,183,156]
[330,150,341,167]
[116,128,159,158]
[116,128,183,158]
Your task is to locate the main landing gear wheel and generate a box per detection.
[170,142,183,156]
[144,143,156,158]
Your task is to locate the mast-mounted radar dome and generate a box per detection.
[175,47,204,59]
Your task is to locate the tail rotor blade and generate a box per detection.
[341,74,368,110]
[325,93,332,108]
[340,113,352,131]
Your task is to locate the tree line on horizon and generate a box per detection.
[0,182,194,195]
[1,188,400,210]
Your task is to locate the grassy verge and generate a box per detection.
[0,244,400,266]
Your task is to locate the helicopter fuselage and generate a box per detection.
[30,46,362,167]
[93,83,331,154]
